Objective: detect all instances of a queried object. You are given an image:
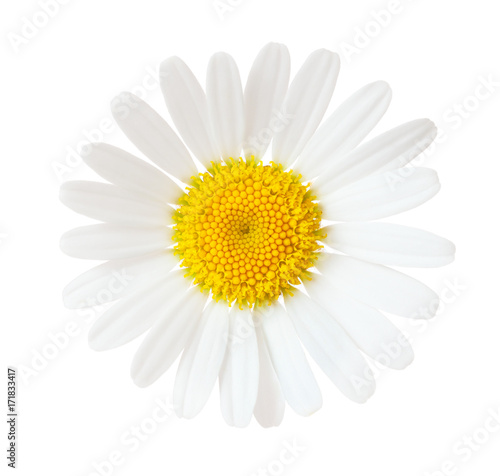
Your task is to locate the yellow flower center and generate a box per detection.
[172,158,325,308]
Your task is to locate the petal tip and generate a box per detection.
[372,80,392,97]
[159,56,184,75]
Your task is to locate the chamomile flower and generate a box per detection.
[60,43,455,427]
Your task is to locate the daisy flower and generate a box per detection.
[60,43,455,427]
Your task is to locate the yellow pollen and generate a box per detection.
[172,158,325,308]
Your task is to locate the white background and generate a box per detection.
[1,0,499,475]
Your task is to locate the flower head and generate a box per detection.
[60,43,455,427]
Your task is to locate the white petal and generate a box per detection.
[62,251,178,309]
[296,81,392,179]
[60,224,171,260]
[314,119,437,194]
[256,304,322,416]
[111,92,198,182]
[322,222,455,267]
[83,143,183,204]
[60,181,170,227]
[284,291,375,402]
[321,167,440,221]
[315,253,439,319]
[304,275,414,370]
[89,269,188,351]
[243,43,290,159]
[160,56,218,166]
[219,307,259,427]
[273,49,340,168]
[206,52,244,161]
[173,301,229,419]
[253,316,285,428]
[130,286,207,387]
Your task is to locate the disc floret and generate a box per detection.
[172,158,324,308]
